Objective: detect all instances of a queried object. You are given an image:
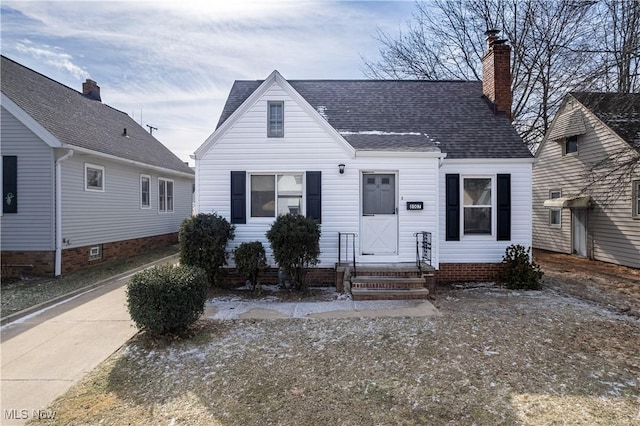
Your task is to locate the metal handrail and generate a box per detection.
[414,231,432,274]
[338,232,357,277]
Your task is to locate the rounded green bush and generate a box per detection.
[126,264,208,335]
[179,213,235,287]
[233,241,268,290]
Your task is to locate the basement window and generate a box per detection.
[89,245,102,261]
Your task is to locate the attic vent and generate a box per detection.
[122,128,128,137]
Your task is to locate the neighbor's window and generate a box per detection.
[565,135,578,155]
[463,177,492,235]
[140,174,150,208]
[633,180,640,219]
[158,178,174,212]
[85,163,105,191]
[267,101,284,137]
[251,174,302,217]
[89,245,102,261]
[549,190,562,227]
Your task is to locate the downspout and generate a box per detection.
[55,149,73,276]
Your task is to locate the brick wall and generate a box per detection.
[482,41,512,120]
[221,267,336,287]
[61,232,178,274]
[1,251,55,276]
[436,262,503,284]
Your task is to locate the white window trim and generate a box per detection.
[84,163,105,192]
[158,177,174,213]
[460,175,495,238]
[140,174,151,209]
[267,100,284,138]
[549,189,562,228]
[633,180,640,219]
[248,172,305,220]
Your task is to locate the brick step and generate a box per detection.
[351,276,426,290]
[351,288,431,301]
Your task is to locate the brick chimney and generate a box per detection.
[82,79,101,102]
[482,29,512,120]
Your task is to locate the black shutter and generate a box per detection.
[3,156,17,214]
[306,171,321,223]
[445,174,459,241]
[230,171,246,224]
[496,174,511,241]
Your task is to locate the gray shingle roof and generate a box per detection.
[1,55,194,175]
[571,92,640,152]
[217,78,531,159]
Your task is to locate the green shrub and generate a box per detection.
[500,244,544,290]
[179,213,235,286]
[126,264,208,335]
[233,241,269,290]
[266,214,320,290]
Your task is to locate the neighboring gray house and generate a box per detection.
[532,92,640,268]
[1,55,194,276]
[195,33,534,293]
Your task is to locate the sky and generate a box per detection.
[1,0,418,165]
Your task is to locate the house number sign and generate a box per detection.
[406,202,424,210]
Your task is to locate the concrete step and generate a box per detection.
[351,287,431,301]
[351,276,426,290]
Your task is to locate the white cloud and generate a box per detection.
[2,1,416,164]
[15,41,90,80]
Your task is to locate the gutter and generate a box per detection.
[55,149,73,276]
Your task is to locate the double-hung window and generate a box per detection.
[158,178,174,213]
[85,163,105,192]
[463,177,492,235]
[267,101,284,137]
[549,190,562,227]
[140,174,151,208]
[251,174,302,217]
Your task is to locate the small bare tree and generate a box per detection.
[362,0,638,149]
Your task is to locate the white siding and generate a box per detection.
[438,161,533,263]
[197,82,440,267]
[0,106,55,250]
[532,99,640,268]
[61,153,193,248]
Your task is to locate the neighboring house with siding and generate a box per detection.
[1,55,194,276]
[532,92,640,269]
[194,32,534,291]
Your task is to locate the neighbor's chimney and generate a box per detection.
[82,79,101,102]
[482,29,512,121]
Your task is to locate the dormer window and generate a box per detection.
[268,101,284,137]
[564,135,578,155]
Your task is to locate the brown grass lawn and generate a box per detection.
[30,285,640,425]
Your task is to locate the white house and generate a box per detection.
[533,92,640,268]
[194,32,533,292]
[1,56,195,276]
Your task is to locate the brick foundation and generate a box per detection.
[221,267,335,287]
[1,251,55,277]
[435,262,503,284]
[61,232,178,275]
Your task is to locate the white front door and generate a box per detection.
[572,209,587,257]
[361,173,397,255]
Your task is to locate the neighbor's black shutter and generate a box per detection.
[496,174,511,241]
[3,156,17,214]
[230,171,246,224]
[445,174,460,241]
[306,171,321,223]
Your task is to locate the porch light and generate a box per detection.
[338,164,345,174]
